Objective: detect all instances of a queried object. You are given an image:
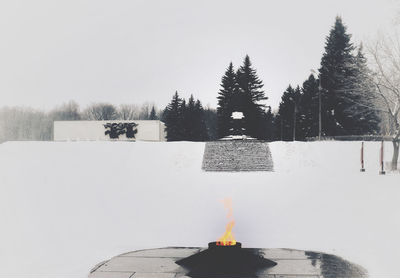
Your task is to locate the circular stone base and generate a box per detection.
[89,247,368,278]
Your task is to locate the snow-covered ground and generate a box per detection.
[0,141,399,278]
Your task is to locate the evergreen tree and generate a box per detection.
[236,55,267,104]
[319,17,381,136]
[183,95,196,140]
[163,91,183,141]
[149,106,158,120]
[260,106,275,141]
[275,85,302,141]
[298,74,320,139]
[216,56,272,139]
[179,98,188,140]
[341,45,381,134]
[193,99,209,141]
[236,55,269,139]
[204,107,217,140]
[163,92,209,141]
[319,16,357,135]
[217,62,236,138]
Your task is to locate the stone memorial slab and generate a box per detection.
[89,247,367,278]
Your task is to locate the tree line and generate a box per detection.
[275,17,380,141]
[216,56,274,140]
[1,16,383,143]
[2,16,399,168]
[162,93,211,141]
[164,17,382,142]
[163,55,274,141]
[272,16,400,170]
[0,102,163,142]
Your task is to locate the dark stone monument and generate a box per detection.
[104,122,138,139]
[176,241,277,278]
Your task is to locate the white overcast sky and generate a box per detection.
[0,0,398,111]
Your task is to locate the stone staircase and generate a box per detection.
[202,140,274,172]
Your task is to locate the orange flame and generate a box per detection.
[216,198,237,246]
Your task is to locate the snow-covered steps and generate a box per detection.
[202,140,274,172]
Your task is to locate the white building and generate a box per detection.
[54,120,166,142]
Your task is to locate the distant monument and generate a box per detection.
[54,120,167,142]
[104,122,138,139]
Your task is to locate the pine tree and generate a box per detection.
[356,45,381,134]
[193,99,209,141]
[179,98,188,140]
[259,106,275,141]
[217,62,236,138]
[319,16,357,136]
[319,17,381,136]
[204,107,217,140]
[236,55,269,139]
[164,93,210,141]
[341,45,381,134]
[236,55,267,104]
[163,91,183,141]
[149,106,158,120]
[184,95,196,140]
[298,75,320,139]
[275,85,301,141]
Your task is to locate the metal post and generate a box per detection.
[318,79,322,141]
[360,141,365,172]
[379,140,386,175]
[293,102,297,141]
[311,69,322,141]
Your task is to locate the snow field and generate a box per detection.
[0,141,398,278]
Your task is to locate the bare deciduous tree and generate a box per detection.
[118,104,140,120]
[138,102,157,120]
[83,103,118,120]
[50,100,81,121]
[0,107,53,142]
[366,31,400,170]
[117,103,159,120]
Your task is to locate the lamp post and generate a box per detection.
[311,69,322,141]
[293,100,297,141]
[289,93,300,141]
[318,78,322,141]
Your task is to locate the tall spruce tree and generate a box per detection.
[149,106,158,120]
[217,62,236,138]
[298,75,320,139]
[236,55,269,139]
[341,45,381,134]
[204,107,217,140]
[319,16,359,136]
[261,106,275,140]
[184,95,196,140]
[236,55,267,104]
[275,85,302,141]
[163,91,183,141]
[193,99,209,141]
[179,98,188,139]
[163,92,209,141]
[319,17,381,136]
